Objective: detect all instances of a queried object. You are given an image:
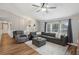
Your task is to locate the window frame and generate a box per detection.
[46,21,68,35]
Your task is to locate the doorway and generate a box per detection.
[2,23,9,33]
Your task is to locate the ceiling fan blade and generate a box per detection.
[36,9,41,12]
[41,3,45,8]
[32,5,40,7]
[47,7,56,9]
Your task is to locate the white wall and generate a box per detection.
[8,17,40,37]
[71,14,79,44]
[71,20,79,43]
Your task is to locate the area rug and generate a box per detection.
[25,41,67,55]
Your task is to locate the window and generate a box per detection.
[47,24,51,33]
[52,24,59,32]
[61,23,68,34]
[46,23,59,33]
[46,20,68,35]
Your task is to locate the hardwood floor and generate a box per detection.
[0,33,39,55]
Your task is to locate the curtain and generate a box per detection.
[67,19,73,43]
[44,22,47,32]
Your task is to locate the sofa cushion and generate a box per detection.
[42,32,56,37]
[31,32,36,36]
[41,35,54,38]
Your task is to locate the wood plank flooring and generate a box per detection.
[0,33,39,55]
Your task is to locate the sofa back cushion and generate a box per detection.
[20,35,27,37]
[13,31,24,38]
[30,32,37,37]
[13,31,24,35]
[42,32,56,37]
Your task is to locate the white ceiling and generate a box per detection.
[0,3,79,20]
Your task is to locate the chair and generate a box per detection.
[65,43,77,55]
[13,31,28,43]
[28,32,37,40]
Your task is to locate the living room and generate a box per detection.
[0,3,79,55]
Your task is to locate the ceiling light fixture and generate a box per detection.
[41,8,46,12]
[32,3,56,13]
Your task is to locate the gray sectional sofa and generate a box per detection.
[38,32,68,46]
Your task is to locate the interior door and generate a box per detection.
[2,23,9,33]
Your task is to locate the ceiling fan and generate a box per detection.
[32,3,56,13]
